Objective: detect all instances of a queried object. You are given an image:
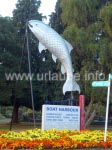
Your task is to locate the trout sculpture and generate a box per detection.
[28,20,80,94]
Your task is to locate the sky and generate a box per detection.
[0,0,57,22]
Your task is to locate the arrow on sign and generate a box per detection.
[92,81,109,87]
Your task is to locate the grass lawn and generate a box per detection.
[0,116,112,131]
[0,118,41,131]
[0,119,112,131]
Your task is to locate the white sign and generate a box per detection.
[92,81,109,87]
[110,74,112,80]
[42,105,80,130]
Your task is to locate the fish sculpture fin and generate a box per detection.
[63,79,80,95]
[64,39,73,53]
[61,65,66,74]
[39,42,47,53]
[52,54,57,63]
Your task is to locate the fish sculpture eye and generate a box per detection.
[28,24,33,28]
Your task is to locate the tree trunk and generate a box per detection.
[12,101,20,123]
[85,97,93,122]
[85,101,100,128]
[85,108,97,128]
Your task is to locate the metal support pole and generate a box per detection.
[79,95,85,130]
[70,91,74,106]
[26,25,36,128]
[104,74,111,142]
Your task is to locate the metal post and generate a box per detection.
[70,91,74,106]
[79,95,85,130]
[104,74,111,142]
[26,25,36,128]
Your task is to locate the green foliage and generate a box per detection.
[13,0,42,35]
[49,0,64,34]
[59,0,112,107]
[60,0,106,27]
[11,0,64,108]
[1,0,112,118]
[99,4,112,38]
[49,0,112,110]
[0,1,44,108]
[0,17,20,105]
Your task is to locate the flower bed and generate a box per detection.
[0,129,112,149]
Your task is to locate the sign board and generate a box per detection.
[110,74,112,80]
[92,81,109,87]
[92,74,112,142]
[42,105,80,130]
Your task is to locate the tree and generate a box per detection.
[0,17,19,105]
[49,0,65,34]
[9,0,43,122]
[60,0,106,27]
[57,0,112,127]
[11,0,64,122]
[0,0,44,123]
[13,0,42,35]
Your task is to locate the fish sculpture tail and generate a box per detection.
[63,79,80,95]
